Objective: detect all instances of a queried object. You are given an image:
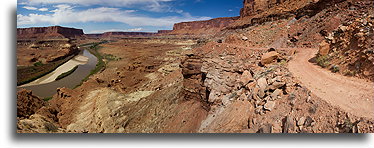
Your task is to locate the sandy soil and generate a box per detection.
[288,48,374,119]
[20,55,89,87]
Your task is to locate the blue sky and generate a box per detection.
[17,0,243,33]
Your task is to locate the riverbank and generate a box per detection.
[17,53,77,86]
[18,41,107,88]
[19,55,89,87]
[18,49,98,98]
[74,41,107,88]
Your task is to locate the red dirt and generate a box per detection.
[288,48,374,119]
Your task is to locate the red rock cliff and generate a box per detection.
[17,26,84,39]
[170,17,240,35]
[241,0,283,17]
[157,30,173,34]
[102,32,156,38]
[240,0,318,18]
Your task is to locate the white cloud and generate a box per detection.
[124,10,136,13]
[17,5,211,28]
[126,28,143,31]
[88,28,144,34]
[22,6,38,10]
[38,8,49,11]
[24,0,174,12]
[22,6,49,11]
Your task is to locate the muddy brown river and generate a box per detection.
[18,49,98,98]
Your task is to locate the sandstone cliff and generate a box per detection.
[102,32,156,38]
[17,26,84,39]
[169,17,239,35]
[84,32,157,39]
[240,0,316,18]
[84,34,103,38]
[157,30,173,34]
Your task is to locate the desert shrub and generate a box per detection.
[103,54,121,61]
[343,70,356,76]
[316,55,330,68]
[330,65,340,73]
[229,92,238,99]
[44,122,58,132]
[280,59,287,65]
[43,97,53,101]
[33,61,43,67]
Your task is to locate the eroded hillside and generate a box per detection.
[17,0,374,133]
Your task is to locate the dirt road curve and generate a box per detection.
[288,48,374,119]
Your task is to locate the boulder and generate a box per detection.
[282,115,295,133]
[239,70,254,86]
[318,40,330,56]
[339,25,348,32]
[257,77,268,98]
[271,89,282,99]
[297,117,306,126]
[269,81,286,90]
[257,77,268,90]
[261,51,279,65]
[264,100,276,111]
[258,124,272,133]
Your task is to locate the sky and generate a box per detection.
[17,0,243,34]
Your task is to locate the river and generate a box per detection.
[18,49,98,98]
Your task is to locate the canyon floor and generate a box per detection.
[17,38,374,133]
[16,0,374,133]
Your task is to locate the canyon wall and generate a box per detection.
[102,32,156,38]
[241,0,288,17]
[84,34,102,38]
[157,30,173,34]
[239,0,323,18]
[84,32,158,39]
[17,26,84,39]
[170,17,240,35]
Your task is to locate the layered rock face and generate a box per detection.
[85,32,157,39]
[102,32,156,38]
[316,8,374,81]
[157,30,173,34]
[17,89,46,118]
[17,26,84,39]
[170,17,239,35]
[17,89,65,133]
[84,34,103,38]
[241,0,291,17]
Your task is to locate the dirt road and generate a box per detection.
[288,48,374,119]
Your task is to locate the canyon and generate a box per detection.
[17,26,84,39]
[17,0,374,133]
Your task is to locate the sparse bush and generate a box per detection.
[43,97,53,101]
[44,122,58,132]
[280,59,287,65]
[344,70,356,76]
[330,65,340,73]
[33,61,43,67]
[316,55,330,68]
[104,54,121,61]
[229,92,238,99]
